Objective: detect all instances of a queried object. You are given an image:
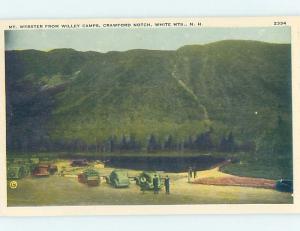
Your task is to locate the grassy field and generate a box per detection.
[221,153,293,180]
[7,159,293,206]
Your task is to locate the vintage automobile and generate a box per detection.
[48,164,58,175]
[39,160,58,175]
[78,168,100,186]
[22,162,34,176]
[71,159,89,167]
[7,164,27,179]
[106,169,130,188]
[12,159,34,176]
[32,164,50,177]
[135,171,163,190]
[275,179,293,192]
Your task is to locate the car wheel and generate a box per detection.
[113,180,118,188]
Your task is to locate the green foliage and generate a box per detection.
[221,152,293,180]
[256,116,292,155]
[6,40,292,156]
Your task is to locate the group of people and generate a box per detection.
[139,166,198,194]
[140,174,170,194]
[153,174,170,194]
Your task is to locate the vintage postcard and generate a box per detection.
[0,17,300,216]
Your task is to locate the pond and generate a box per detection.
[104,155,226,172]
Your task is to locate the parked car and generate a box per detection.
[22,162,35,176]
[78,169,100,186]
[135,171,163,190]
[33,164,50,177]
[275,179,293,192]
[48,164,58,175]
[71,159,89,167]
[106,169,130,188]
[7,164,27,179]
[12,159,34,176]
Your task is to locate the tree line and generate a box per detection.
[8,130,256,153]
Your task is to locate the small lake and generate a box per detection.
[104,155,225,172]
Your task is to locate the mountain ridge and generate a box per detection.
[5,40,292,155]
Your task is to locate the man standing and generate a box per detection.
[165,175,170,194]
[193,168,197,179]
[140,176,146,194]
[188,167,193,182]
[153,174,159,194]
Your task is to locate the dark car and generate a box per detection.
[71,159,89,167]
[106,169,130,188]
[33,164,50,177]
[135,171,163,190]
[7,164,27,179]
[78,168,100,186]
[275,179,293,193]
[48,164,58,175]
[8,159,35,178]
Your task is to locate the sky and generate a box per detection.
[5,27,290,52]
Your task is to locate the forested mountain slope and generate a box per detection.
[6,40,292,154]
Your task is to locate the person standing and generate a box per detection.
[193,168,197,179]
[140,176,146,194]
[165,175,170,194]
[188,167,193,182]
[153,174,159,194]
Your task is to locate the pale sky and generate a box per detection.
[5,27,290,52]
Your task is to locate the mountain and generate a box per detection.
[5,40,292,154]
